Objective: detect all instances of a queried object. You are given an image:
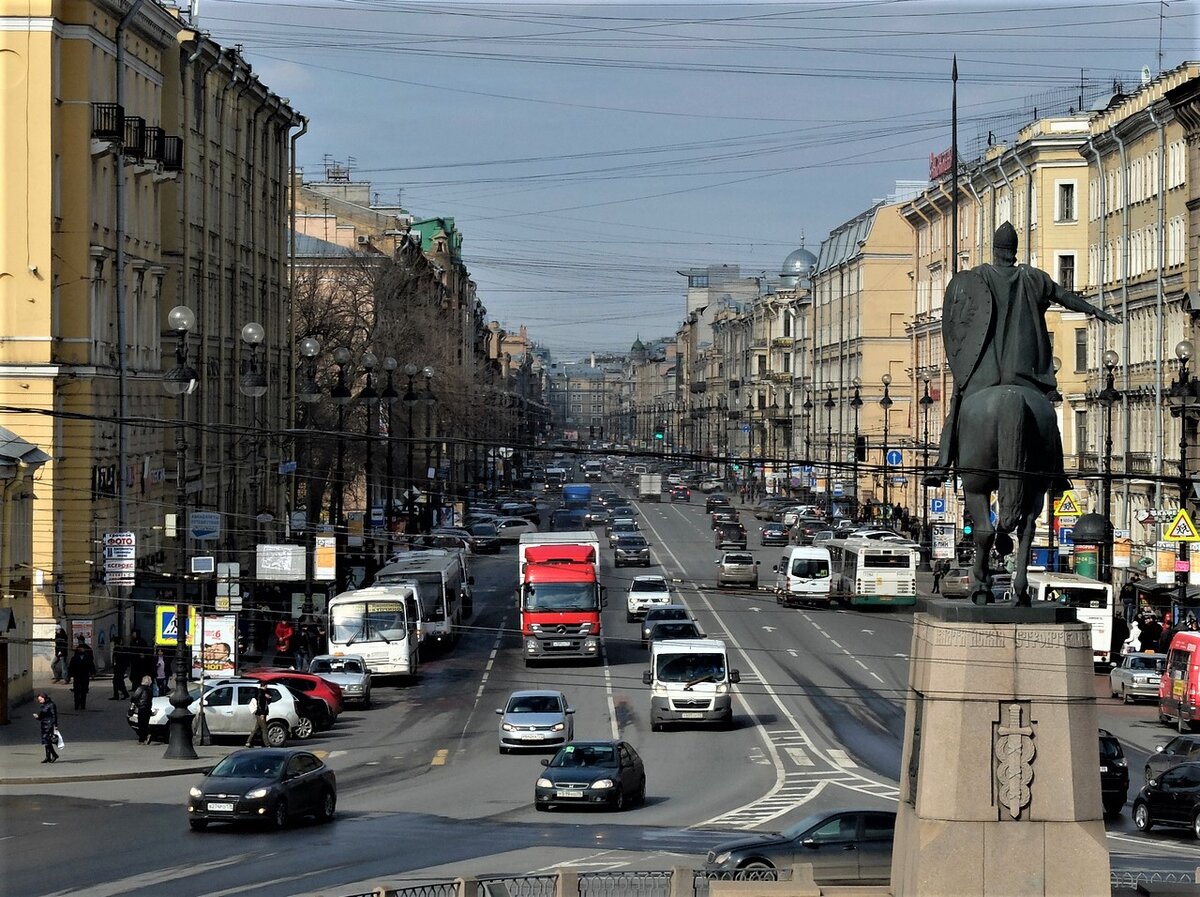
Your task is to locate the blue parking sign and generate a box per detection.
[930,498,946,514]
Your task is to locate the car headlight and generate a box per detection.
[529,623,542,632]
[716,683,729,695]
[1114,758,1127,767]
[714,852,731,866]
[189,786,203,798]
[536,777,553,788]
[245,787,270,799]
[652,683,668,696]
[502,722,516,731]
[591,779,614,790]
[551,722,565,732]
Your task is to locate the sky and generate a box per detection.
[199,0,1197,358]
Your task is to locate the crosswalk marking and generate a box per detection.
[828,749,857,768]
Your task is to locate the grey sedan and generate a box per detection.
[309,654,372,707]
[1109,652,1165,704]
[717,552,760,589]
[497,690,574,754]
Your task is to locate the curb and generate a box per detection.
[0,764,211,786]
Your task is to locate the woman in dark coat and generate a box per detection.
[130,675,154,744]
[33,692,59,763]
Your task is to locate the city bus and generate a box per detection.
[826,537,918,607]
[326,585,421,679]
[374,551,469,648]
[1024,570,1114,666]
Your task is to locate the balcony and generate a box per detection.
[161,136,184,172]
[751,339,767,349]
[726,410,742,421]
[91,103,123,155]
[142,126,165,163]
[728,379,741,390]
[769,371,793,383]
[772,337,795,348]
[689,382,707,394]
[124,116,146,163]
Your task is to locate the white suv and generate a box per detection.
[128,678,301,747]
[626,575,672,622]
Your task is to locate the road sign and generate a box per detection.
[189,511,221,541]
[741,424,750,433]
[155,606,196,646]
[886,449,903,467]
[833,483,844,497]
[1053,491,1081,517]
[930,498,946,514]
[1059,526,1074,546]
[1165,508,1200,542]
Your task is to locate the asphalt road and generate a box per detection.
[2,488,1198,896]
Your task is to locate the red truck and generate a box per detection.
[519,537,606,666]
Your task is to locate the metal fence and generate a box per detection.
[1110,870,1196,892]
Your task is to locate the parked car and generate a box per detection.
[717,552,760,589]
[534,740,646,811]
[705,493,733,513]
[187,748,336,830]
[1145,734,1200,783]
[129,679,299,747]
[244,669,344,718]
[466,522,502,554]
[1133,760,1200,836]
[647,620,705,646]
[760,523,789,546]
[940,567,972,599]
[614,534,652,567]
[495,516,539,542]
[626,575,673,622]
[670,485,692,502]
[1110,652,1167,704]
[704,809,896,885]
[715,523,748,550]
[641,605,694,645]
[1100,727,1130,816]
[497,689,575,754]
[308,654,372,707]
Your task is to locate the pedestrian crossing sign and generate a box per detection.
[1164,509,1200,543]
[1053,491,1081,517]
[155,605,197,646]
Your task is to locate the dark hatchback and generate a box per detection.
[468,522,502,554]
[535,740,646,811]
[1133,760,1200,837]
[187,748,336,831]
[715,523,748,550]
[704,809,896,885]
[1099,727,1129,816]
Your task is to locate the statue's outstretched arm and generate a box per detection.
[1055,286,1121,325]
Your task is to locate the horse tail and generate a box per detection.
[996,391,1034,533]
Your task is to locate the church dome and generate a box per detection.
[780,246,818,288]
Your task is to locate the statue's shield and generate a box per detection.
[942,269,993,388]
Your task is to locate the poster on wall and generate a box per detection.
[192,615,237,679]
[71,619,94,650]
[1112,531,1131,569]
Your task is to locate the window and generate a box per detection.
[1056,182,1076,222]
[1057,254,1075,292]
[1074,328,1087,373]
[205,687,233,707]
[689,274,708,288]
[1074,410,1088,456]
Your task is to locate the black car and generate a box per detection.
[1099,728,1129,816]
[704,809,896,884]
[647,621,704,645]
[187,748,336,830]
[715,523,748,550]
[535,739,646,811]
[711,508,740,529]
[1133,760,1200,837]
[705,493,733,513]
[288,687,336,740]
[468,522,502,554]
[613,534,652,567]
[1146,735,1200,783]
[760,523,789,546]
[640,605,693,644]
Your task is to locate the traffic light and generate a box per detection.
[962,509,974,537]
[855,435,867,462]
[654,423,664,441]
[589,426,595,438]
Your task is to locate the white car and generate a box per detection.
[308,654,372,707]
[494,516,538,542]
[127,679,300,746]
[626,575,673,622]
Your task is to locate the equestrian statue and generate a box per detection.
[924,222,1120,605]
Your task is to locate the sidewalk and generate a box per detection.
[0,680,228,785]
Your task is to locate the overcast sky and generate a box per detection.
[201,0,1195,358]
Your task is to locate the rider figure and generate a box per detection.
[924,222,1120,488]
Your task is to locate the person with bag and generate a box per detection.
[130,675,154,744]
[245,682,272,748]
[33,692,59,763]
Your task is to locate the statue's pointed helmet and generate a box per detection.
[993,221,1018,254]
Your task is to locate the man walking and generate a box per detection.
[65,638,96,710]
[245,682,272,747]
[109,635,130,700]
[931,561,944,595]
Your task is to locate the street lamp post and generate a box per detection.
[422,367,436,530]
[802,397,813,467]
[880,373,894,513]
[330,348,352,588]
[1171,340,1197,622]
[358,353,379,549]
[237,321,267,688]
[162,305,198,760]
[850,379,863,521]
[1047,357,1063,571]
[381,358,399,552]
[1098,351,1121,580]
[403,364,419,532]
[297,337,322,616]
[919,373,934,572]
[823,388,835,522]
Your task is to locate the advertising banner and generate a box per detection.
[1157,542,1178,585]
[1112,530,1131,568]
[932,523,957,561]
[192,615,237,679]
[314,536,336,580]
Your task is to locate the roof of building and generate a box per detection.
[292,232,357,258]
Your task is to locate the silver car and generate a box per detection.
[717,552,760,589]
[309,654,372,707]
[1109,652,1166,704]
[496,690,575,754]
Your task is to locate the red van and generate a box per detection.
[1160,631,1200,731]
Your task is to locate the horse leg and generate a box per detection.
[1010,497,1041,607]
[963,488,995,605]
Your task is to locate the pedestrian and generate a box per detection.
[1111,613,1130,660]
[109,635,130,700]
[245,682,272,747]
[154,648,167,696]
[65,639,95,710]
[129,628,150,689]
[130,675,154,744]
[1141,613,1164,654]
[1122,617,1142,656]
[274,617,294,665]
[931,563,943,594]
[33,692,60,763]
[51,626,68,682]
[294,621,315,671]
[1119,576,1139,625]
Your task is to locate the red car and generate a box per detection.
[244,669,344,718]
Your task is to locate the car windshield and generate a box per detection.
[631,580,666,592]
[647,608,688,622]
[1128,656,1166,672]
[210,753,285,779]
[550,745,617,768]
[507,695,562,714]
[523,582,598,612]
[331,600,409,645]
[791,558,830,578]
[724,554,754,565]
[617,536,647,548]
[651,623,697,639]
[1098,737,1124,761]
[655,652,726,683]
[471,524,498,535]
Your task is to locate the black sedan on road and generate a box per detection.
[187,748,336,831]
[535,740,646,811]
[705,809,896,885]
[760,522,789,546]
[1134,760,1200,837]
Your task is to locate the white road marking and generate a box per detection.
[828,749,857,768]
[785,746,814,766]
[787,649,799,657]
[454,627,506,754]
[601,639,620,740]
[762,626,776,633]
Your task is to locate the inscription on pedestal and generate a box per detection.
[994,701,1036,820]
[930,629,1007,647]
[1015,628,1090,649]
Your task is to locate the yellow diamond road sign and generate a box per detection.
[1053,491,1081,517]
[1165,508,1200,543]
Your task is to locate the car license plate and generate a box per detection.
[551,640,572,647]
[207,802,235,812]
[556,789,584,798]
[520,732,545,740]
[681,712,705,719]
[1099,766,1108,773]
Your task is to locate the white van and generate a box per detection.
[773,546,833,607]
[642,638,740,731]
